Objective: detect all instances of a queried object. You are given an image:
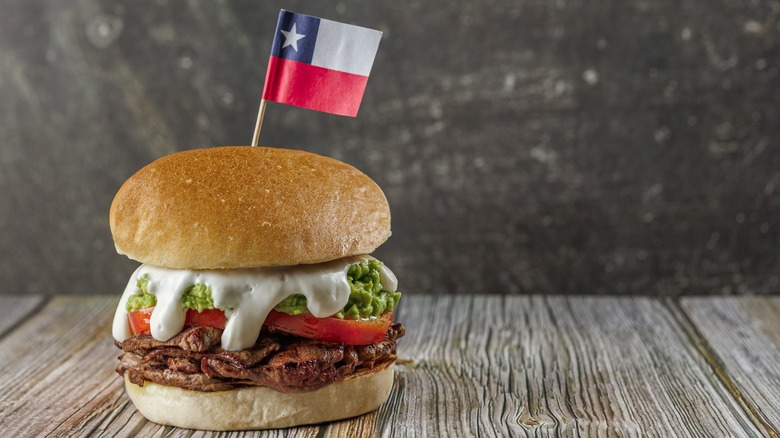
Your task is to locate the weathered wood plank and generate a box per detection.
[0,295,47,340]
[680,297,780,436]
[0,296,120,436]
[378,295,761,437]
[0,296,768,437]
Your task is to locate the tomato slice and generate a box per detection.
[127,307,392,345]
[264,310,393,345]
[128,307,154,335]
[185,308,227,330]
[127,307,226,335]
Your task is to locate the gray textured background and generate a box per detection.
[1,0,778,296]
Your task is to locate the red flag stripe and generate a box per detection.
[262,56,369,117]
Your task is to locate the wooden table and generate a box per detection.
[1,295,778,437]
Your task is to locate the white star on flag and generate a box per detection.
[280,23,306,51]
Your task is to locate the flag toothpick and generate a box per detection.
[252,10,382,146]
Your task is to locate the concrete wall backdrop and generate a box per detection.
[0,0,778,296]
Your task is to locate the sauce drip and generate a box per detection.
[112,256,397,350]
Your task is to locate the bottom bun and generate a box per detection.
[124,365,395,430]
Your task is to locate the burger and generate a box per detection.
[110,146,404,430]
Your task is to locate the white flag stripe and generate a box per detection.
[311,19,382,76]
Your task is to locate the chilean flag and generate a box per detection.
[262,10,382,117]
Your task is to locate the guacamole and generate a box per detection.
[126,275,156,311]
[125,259,401,319]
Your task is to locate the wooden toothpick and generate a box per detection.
[251,99,268,147]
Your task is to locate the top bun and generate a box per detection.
[110,146,390,269]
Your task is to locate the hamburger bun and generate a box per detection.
[123,365,395,430]
[109,146,391,269]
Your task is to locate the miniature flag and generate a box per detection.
[262,10,382,117]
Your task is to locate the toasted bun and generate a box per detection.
[110,146,390,268]
[124,366,394,430]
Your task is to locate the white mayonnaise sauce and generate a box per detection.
[112,256,398,350]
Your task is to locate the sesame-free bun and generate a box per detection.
[123,365,395,430]
[110,146,390,268]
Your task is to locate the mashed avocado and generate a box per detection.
[126,275,156,311]
[181,283,215,312]
[275,259,402,319]
[125,259,401,319]
[126,275,215,312]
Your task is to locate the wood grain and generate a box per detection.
[0,295,47,340]
[0,295,775,437]
[680,297,780,437]
[382,296,762,437]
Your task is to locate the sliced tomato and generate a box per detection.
[128,307,226,335]
[263,310,393,345]
[127,307,392,345]
[185,308,226,330]
[128,307,154,335]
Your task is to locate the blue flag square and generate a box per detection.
[269,10,320,64]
